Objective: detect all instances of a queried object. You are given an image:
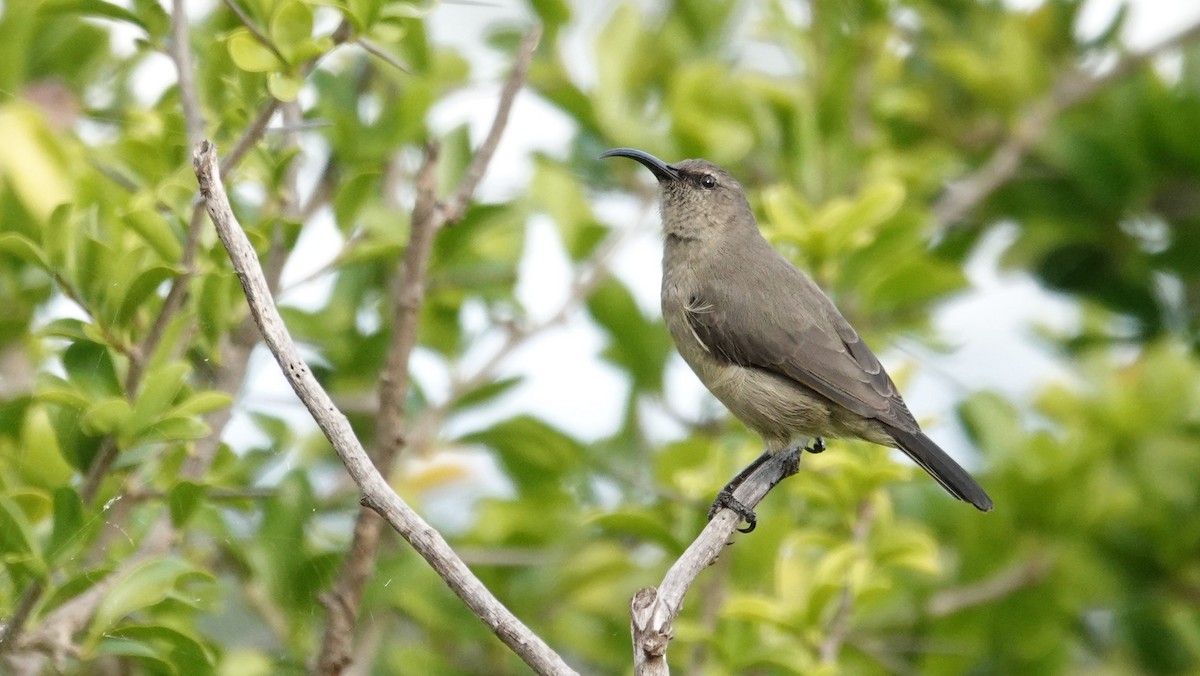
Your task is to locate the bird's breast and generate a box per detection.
[661,276,839,448]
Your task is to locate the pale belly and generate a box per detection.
[665,309,890,451]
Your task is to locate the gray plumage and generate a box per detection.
[602,148,993,512]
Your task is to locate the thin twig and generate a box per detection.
[193,139,577,675]
[2,6,207,622]
[315,24,543,674]
[356,37,413,75]
[926,554,1053,617]
[219,100,281,177]
[819,500,875,664]
[631,450,802,675]
[439,25,541,223]
[170,0,205,145]
[933,19,1200,230]
[0,22,356,661]
[314,140,443,676]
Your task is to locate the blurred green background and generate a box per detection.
[2,0,1200,673]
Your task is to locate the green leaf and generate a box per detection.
[332,171,380,228]
[47,487,85,563]
[76,234,115,313]
[89,557,212,644]
[92,636,170,669]
[461,416,583,495]
[0,494,44,582]
[529,0,571,34]
[0,109,72,222]
[436,124,473,198]
[81,396,133,436]
[167,481,205,529]
[863,257,965,312]
[167,391,233,419]
[39,318,91,341]
[109,624,214,673]
[197,270,239,348]
[451,376,523,412]
[722,594,786,626]
[130,362,190,432]
[343,0,383,30]
[0,232,51,269]
[268,71,303,101]
[815,179,906,250]
[586,279,671,392]
[133,416,211,444]
[36,387,91,410]
[123,210,182,262]
[130,0,170,36]
[873,523,940,575]
[38,0,146,31]
[270,1,313,62]
[227,30,282,72]
[63,341,121,398]
[530,159,606,260]
[114,265,177,328]
[588,510,684,554]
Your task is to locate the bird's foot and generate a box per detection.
[708,487,757,533]
[805,437,826,454]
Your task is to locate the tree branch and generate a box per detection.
[631,449,802,675]
[926,553,1053,617]
[193,139,576,676]
[170,0,205,146]
[1,18,356,662]
[933,19,1200,230]
[819,499,875,664]
[356,37,413,75]
[439,25,541,224]
[315,25,541,674]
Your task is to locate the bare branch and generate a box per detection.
[314,139,443,676]
[933,19,1200,230]
[356,37,413,75]
[926,554,1053,617]
[219,99,281,177]
[315,25,542,673]
[193,140,577,676]
[440,25,542,223]
[631,449,801,675]
[170,0,205,145]
[819,500,875,664]
[0,19,354,661]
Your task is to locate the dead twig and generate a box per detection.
[631,450,802,675]
[194,137,574,675]
[314,25,542,675]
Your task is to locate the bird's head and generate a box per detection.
[601,148,752,242]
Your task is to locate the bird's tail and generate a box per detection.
[886,426,993,511]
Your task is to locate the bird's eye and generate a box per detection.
[700,174,717,190]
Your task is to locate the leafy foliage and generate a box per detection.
[1,0,1199,674]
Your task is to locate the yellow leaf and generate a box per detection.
[0,104,72,221]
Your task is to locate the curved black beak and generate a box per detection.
[600,147,680,182]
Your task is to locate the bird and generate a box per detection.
[601,147,993,530]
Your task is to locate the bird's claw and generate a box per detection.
[806,437,826,453]
[708,488,757,533]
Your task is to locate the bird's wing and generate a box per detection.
[685,271,921,433]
